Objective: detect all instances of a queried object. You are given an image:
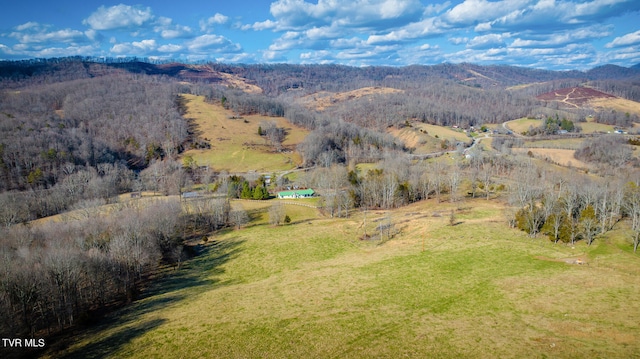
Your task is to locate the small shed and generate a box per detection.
[277,189,315,199]
[182,191,201,199]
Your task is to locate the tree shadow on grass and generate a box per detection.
[142,237,245,297]
[60,318,166,359]
[49,238,245,359]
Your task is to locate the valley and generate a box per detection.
[1,58,640,358]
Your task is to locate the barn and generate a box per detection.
[277,189,315,199]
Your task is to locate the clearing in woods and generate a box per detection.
[505,118,541,134]
[299,86,403,111]
[51,198,640,358]
[513,148,591,169]
[389,122,472,154]
[181,94,309,172]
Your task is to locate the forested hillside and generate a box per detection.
[1,58,639,223]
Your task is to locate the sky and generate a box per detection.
[1,0,639,70]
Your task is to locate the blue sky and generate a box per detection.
[1,0,639,70]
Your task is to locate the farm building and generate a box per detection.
[277,189,315,199]
[181,191,201,199]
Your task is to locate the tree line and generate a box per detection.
[509,162,640,250]
[0,199,184,339]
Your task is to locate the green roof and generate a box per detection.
[277,189,315,196]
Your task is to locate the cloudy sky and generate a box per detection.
[1,0,639,70]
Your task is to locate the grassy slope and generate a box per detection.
[513,148,591,170]
[51,198,640,359]
[389,122,471,154]
[506,118,542,134]
[181,94,308,172]
[590,97,640,118]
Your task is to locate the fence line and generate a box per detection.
[233,198,321,209]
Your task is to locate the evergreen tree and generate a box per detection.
[241,181,252,199]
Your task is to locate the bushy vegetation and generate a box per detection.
[574,135,635,168]
[524,115,578,135]
[0,200,185,338]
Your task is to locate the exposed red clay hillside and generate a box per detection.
[536,87,615,108]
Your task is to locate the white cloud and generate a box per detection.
[247,20,277,31]
[424,1,451,16]
[262,49,288,62]
[158,44,183,53]
[268,31,303,52]
[188,35,224,50]
[15,22,41,31]
[366,17,445,44]
[133,39,156,51]
[512,25,611,48]
[159,28,191,39]
[110,39,157,55]
[367,30,412,44]
[84,29,101,42]
[9,26,86,44]
[33,45,98,58]
[449,37,468,45]
[0,43,98,59]
[606,30,640,48]
[267,0,423,30]
[466,33,507,49]
[215,52,255,63]
[300,50,331,60]
[200,13,230,32]
[330,37,364,49]
[443,0,530,26]
[84,5,154,31]
[475,0,640,33]
[305,26,341,40]
[153,17,193,39]
[418,43,438,50]
[211,13,229,24]
[187,34,241,53]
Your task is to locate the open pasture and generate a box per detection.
[579,118,615,133]
[181,94,308,172]
[505,118,541,134]
[413,123,471,143]
[590,97,640,118]
[300,86,403,111]
[51,198,640,358]
[389,126,442,154]
[523,138,585,150]
[513,148,591,169]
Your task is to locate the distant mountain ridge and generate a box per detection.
[1,57,640,93]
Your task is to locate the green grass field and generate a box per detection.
[579,120,614,134]
[505,118,542,134]
[181,94,308,172]
[49,198,640,358]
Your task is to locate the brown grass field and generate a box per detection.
[181,94,309,172]
[590,97,640,118]
[523,138,585,150]
[513,148,591,169]
[300,86,403,111]
[389,122,471,154]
